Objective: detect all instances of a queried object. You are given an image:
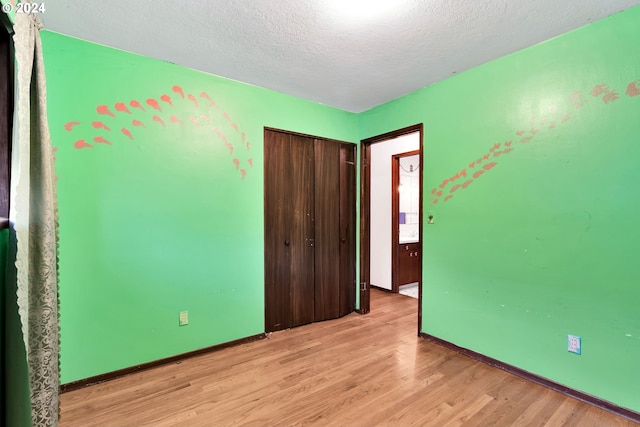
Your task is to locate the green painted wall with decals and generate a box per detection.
[41,31,358,384]
[359,5,640,413]
[20,3,640,415]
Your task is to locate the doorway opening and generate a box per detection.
[359,124,423,332]
[393,151,421,295]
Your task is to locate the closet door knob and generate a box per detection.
[284,240,290,246]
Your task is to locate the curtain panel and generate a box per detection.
[10,7,60,427]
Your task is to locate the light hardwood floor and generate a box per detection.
[60,289,638,426]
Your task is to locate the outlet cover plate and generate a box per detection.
[568,334,581,355]
[179,311,189,326]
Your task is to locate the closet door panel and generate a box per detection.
[290,135,316,327]
[264,130,292,331]
[339,143,356,317]
[314,139,341,321]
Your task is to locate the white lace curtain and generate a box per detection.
[9,8,60,427]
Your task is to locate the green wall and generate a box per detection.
[360,6,640,413]
[41,31,358,384]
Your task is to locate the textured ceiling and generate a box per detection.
[42,0,640,112]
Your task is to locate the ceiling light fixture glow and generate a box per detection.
[323,0,405,26]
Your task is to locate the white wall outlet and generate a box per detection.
[568,334,581,355]
[179,311,189,326]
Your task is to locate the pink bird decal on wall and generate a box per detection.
[200,92,217,108]
[626,81,640,97]
[74,139,93,149]
[160,94,172,106]
[152,115,166,127]
[169,115,183,125]
[64,121,80,131]
[590,84,609,97]
[146,98,162,112]
[188,94,199,108]
[602,91,619,104]
[115,102,132,114]
[96,105,115,118]
[172,85,185,99]
[132,120,146,128]
[93,136,111,145]
[92,121,111,132]
[129,100,145,112]
[121,128,133,140]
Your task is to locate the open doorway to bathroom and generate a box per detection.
[359,124,423,331]
[393,150,421,298]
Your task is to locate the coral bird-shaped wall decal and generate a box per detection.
[130,100,145,112]
[74,139,93,149]
[93,136,111,145]
[146,98,162,112]
[96,105,115,118]
[92,121,111,131]
[152,115,166,127]
[160,94,172,106]
[64,121,80,131]
[115,102,132,114]
[121,128,133,140]
[188,94,199,108]
[172,85,185,99]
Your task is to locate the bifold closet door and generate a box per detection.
[314,140,356,321]
[313,139,340,321]
[264,131,292,331]
[339,143,356,317]
[264,131,315,331]
[289,135,315,328]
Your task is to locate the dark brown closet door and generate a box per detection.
[314,139,341,321]
[289,135,315,327]
[264,130,292,331]
[265,128,356,332]
[339,143,356,317]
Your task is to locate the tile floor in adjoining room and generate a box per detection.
[399,282,419,298]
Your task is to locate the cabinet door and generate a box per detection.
[314,138,341,321]
[264,130,292,331]
[398,242,421,285]
[290,135,315,327]
[339,143,356,317]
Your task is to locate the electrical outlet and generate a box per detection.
[568,334,581,355]
[179,311,189,326]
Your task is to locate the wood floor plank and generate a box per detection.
[59,289,638,426]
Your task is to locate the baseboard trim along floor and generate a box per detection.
[420,332,640,424]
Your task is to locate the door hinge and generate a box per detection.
[360,281,367,291]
